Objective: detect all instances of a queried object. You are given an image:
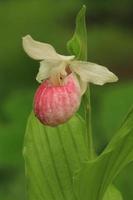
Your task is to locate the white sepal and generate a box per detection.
[70,61,118,85]
[22,35,75,61]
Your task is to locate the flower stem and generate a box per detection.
[83,86,95,159]
[68,5,95,159]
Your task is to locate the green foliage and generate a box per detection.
[74,106,133,200]
[23,6,133,200]
[0,1,133,200]
[23,112,88,200]
[67,5,87,60]
[24,104,133,200]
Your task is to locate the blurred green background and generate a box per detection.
[0,0,133,199]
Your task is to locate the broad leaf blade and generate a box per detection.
[67,5,87,60]
[74,105,133,200]
[23,112,88,200]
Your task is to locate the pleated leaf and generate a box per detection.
[74,106,133,200]
[23,112,88,200]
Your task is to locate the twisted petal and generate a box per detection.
[36,60,54,83]
[22,35,75,61]
[79,80,88,95]
[70,61,118,85]
[76,76,88,95]
[36,59,67,83]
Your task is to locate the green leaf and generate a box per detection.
[23,112,88,200]
[73,105,133,200]
[67,5,87,60]
[103,185,123,200]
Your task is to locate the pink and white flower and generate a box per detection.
[22,35,118,126]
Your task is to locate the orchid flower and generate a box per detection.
[22,35,118,95]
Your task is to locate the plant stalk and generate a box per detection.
[83,85,95,159]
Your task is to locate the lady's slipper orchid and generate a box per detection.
[22,35,118,126]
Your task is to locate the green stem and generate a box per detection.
[67,5,95,159]
[83,86,95,159]
[83,39,95,159]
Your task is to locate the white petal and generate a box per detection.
[79,80,88,95]
[36,60,61,83]
[75,75,88,95]
[70,61,118,85]
[22,35,75,61]
[36,60,53,83]
[36,59,67,83]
